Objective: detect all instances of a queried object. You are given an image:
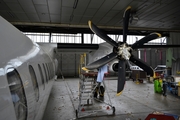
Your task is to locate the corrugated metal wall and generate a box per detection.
[57,53,81,77]
[170,32,180,60]
[169,32,180,75]
[140,49,166,68]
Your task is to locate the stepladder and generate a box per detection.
[76,72,115,118]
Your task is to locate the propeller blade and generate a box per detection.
[117,60,126,96]
[123,6,131,43]
[129,55,154,77]
[131,33,161,49]
[88,21,118,47]
[82,52,117,71]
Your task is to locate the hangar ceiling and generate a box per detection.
[0,0,180,35]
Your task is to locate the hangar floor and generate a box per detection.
[42,77,180,120]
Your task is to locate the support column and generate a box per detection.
[81,33,84,44]
[166,36,175,75]
[115,35,120,42]
[49,32,52,43]
[91,34,94,44]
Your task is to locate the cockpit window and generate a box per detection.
[7,68,27,120]
[29,65,39,102]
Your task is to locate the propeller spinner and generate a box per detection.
[83,6,161,96]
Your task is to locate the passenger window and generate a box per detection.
[38,64,45,90]
[29,65,39,102]
[48,63,51,79]
[46,63,50,80]
[43,63,48,83]
[7,68,27,120]
[51,63,54,77]
[49,63,53,79]
[50,63,53,78]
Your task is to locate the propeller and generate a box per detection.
[83,6,161,96]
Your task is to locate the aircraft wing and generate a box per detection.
[57,43,99,52]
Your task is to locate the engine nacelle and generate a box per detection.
[108,61,130,73]
[108,60,119,73]
[112,63,118,72]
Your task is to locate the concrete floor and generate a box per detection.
[43,77,180,120]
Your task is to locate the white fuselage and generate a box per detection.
[0,16,57,120]
[130,66,143,71]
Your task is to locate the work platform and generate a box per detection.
[76,72,115,118]
[43,77,180,120]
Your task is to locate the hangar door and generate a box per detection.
[140,49,166,68]
[57,53,80,77]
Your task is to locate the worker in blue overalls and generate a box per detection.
[94,64,108,98]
